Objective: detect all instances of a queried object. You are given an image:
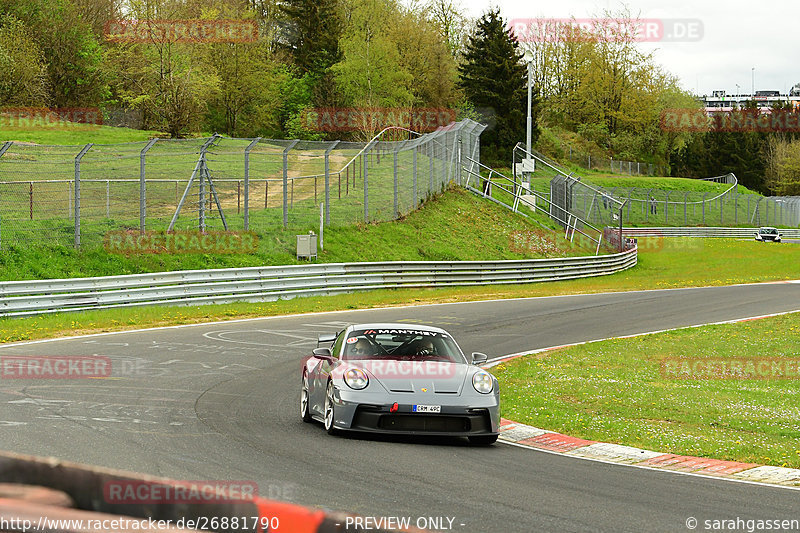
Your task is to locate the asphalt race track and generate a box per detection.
[2,283,800,532]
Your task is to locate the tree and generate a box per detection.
[459,8,534,164]
[0,15,49,106]
[278,0,341,106]
[387,6,459,108]
[424,0,470,59]
[1,0,107,107]
[103,0,219,137]
[331,0,414,139]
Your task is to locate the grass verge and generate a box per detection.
[0,124,163,145]
[492,312,800,468]
[1,238,798,344]
[0,188,588,281]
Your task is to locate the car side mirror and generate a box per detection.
[312,347,333,362]
[317,333,336,346]
[471,352,488,365]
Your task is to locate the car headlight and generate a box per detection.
[344,368,369,390]
[472,371,494,394]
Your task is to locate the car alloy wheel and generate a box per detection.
[324,381,339,435]
[301,373,312,423]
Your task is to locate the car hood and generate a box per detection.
[350,360,470,395]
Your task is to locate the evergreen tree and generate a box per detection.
[279,0,342,105]
[458,8,536,164]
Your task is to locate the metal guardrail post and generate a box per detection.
[139,139,158,234]
[244,138,261,231]
[74,143,93,249]
[324,141,339,226]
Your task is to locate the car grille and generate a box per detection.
[377,414,470,432]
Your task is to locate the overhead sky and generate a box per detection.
[459,0,800,97]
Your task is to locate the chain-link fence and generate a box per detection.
[0,120,486,249]
[563,147,667,177]
[513,143,800,228]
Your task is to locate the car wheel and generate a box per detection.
[468,435,498,446]
[323,381,339,435]
[301,373,312,423]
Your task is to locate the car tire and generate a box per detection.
[324,381,340,435]
[301,373,312,423]
[468,435,498,446]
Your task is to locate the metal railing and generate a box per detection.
[0,249,638,317]
[461,156,619,254]
[512,143,800,228]
[621,227,800,239]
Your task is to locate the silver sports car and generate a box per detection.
[301,323,500,445]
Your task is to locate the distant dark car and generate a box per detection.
[755,227,781,242]
[301,323,500,445]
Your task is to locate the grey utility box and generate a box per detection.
[296,231,317,260]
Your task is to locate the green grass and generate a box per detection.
[492,312,800,468]
[1,237,798,344]
[0,188,591,281]
[0,123,163,145]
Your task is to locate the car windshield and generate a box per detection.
[761,228,778,234]
[342,328,466,363]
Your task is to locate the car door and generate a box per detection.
[310,331,344,415]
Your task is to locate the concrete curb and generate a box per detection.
[489,308,800,489]
[498,418,800,487]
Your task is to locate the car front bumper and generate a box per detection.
[330,387,500,436]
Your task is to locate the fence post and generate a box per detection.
[734,193,738,225]
[702,192,707,224]
[720,193,724,225]
[684,192,688,225]
[283,140,299,228]
[74,143,93,249]
[364,143,371,224]
[664,191,669,224]
[428,138,434,194]
[243,138,260,231]
[29,182,33,220]
[140,139,157,234]
[413,147,418,207]
[324,141,339,226]
[393,147,399,218]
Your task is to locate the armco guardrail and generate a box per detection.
[622,227,800,238]
[0,249,637,317]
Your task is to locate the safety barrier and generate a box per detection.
[622,227,800,239]
[0,450,409,533]
[0,249,638,317]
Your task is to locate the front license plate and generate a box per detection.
[412,404,441,413]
